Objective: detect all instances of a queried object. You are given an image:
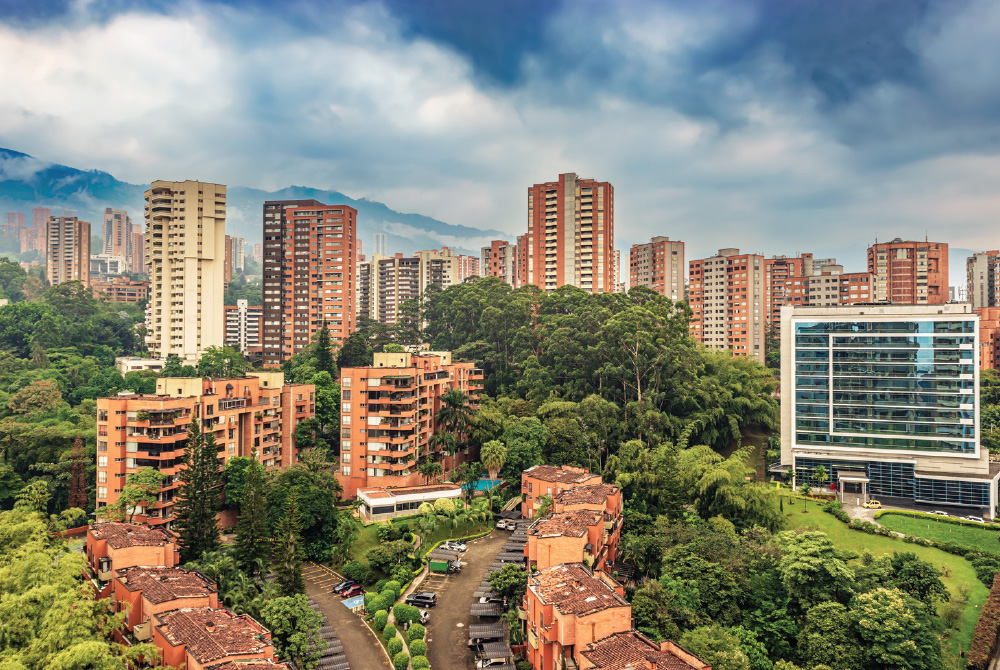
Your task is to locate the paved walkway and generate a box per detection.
[304,562,391,670]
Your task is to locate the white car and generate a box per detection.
[442,541,467,552]
[930,511,949,516]
[965,515,985,524]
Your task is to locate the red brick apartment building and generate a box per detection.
[153,607,274,670]
[86,522,179,598]
[338,351,483,497]
[868,238,948,304]
[526,173,615,293]
[521,465,603,518]
[113,567,218,641]
[481,239,518,285]
[96,372,314,525]
[91,276,150,303]
[688,248,766,361]
[629,236,685,301]
[261,200,357,367]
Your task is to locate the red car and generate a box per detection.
[342,584,365,598]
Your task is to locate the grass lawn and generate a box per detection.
[783,501,987,665]
[345,516,492,564]
[878,514,1000,554]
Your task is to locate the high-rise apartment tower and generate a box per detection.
[629,236,685,300]
[46,216,91,287]
[867,238,948,305]
[688,248,765,360]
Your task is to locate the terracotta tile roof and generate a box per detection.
[154,608,271,664]
[206,662,291,670]
[581,632,708,670]
[116,567,216,604]
[530,510,602,539]
[90,523,173,549]
[524,465,601,485]
[529,564,628,616]
[358,488,393,499]
[554,484,619,505]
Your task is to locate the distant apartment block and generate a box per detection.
[357,249,475,325]
[337,351,483,497]
[91,253,129,278]
[414,246,479,286]
[688,248,765,360]
[92,276,150,303]
[629,236,684,300]
[32,206,51,228]
[261,200,357,367]
[145,180,227,362]
[3,211,25,236]
[481,239,518,285]
[20,226,45,255]
[46,215,91,287]
[967,251,1000,310]
[103,208,132,261]
[131,223,146,275]
[252,242,263,264]
[764,254,813,328]
[225,299,263,360]
[979,307,1000,371]
[768,264,875,334]
[230,235,245,271]
[96,373,315,525]
[526,173,615,293]
[868,238,948,305]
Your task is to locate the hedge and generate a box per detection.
[876,509,1000,532]
[387,638,404,656]
[383,623,397,640]
[412,656,430,669]
[408,623,426,641]
[393,652,410,670]
[848,518,895,537]
[969,575,1000,670]
[822,501,850,523]
[409,639,427,656]
[394,603,421,625]
[372,610,388,631]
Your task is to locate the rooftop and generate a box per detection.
[205,662,291,670]
[358,483,462,500]
[530,510,602,539]
[554,484,619,506]
[116,567,216,604]
[529,564,627,616]
[90,523,173,549]
[524,465,600,485]
[581,632,709,670]
[154,608,271,664]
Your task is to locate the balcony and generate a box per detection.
[133,621,152,641]
[219,398,246,411]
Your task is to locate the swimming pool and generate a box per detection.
[475,478,502,492]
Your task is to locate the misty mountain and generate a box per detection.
[0,148,505,256]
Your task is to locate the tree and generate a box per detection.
[480,440,507,482]
[235,449,270,574]
[365,539,411,574]
[797,602,862,670]
[813,465,828,491]
[534,494,553,519]
[777,531,855,611]
[7,379,64,414]
[260,594,327,670]
[886,552,949,614]
[315,326,336,376]
[197,345,250,378]
[417,460,442,484]
[629,575,700,641]
[489,563,528,604]
[268,462,342,561]
[436,388,473,447]
[224,455,264,509]
[107,467,165,522]
[679,624,750,670]
[451,461,484,505]
[173,420,223,563]
[67,434,88,511]
[272,491,305,597]
[850,587,941,670]
[337,331,373,368]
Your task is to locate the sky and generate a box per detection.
[0,0,998,281]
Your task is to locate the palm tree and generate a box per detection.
[436,388,473,449]
[429,431,458,457]
[480,440,507,482]
[418,461,443,484]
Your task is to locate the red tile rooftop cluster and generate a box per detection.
[155,607,271,665]
[529,564,629,616]
[116,567,217,605]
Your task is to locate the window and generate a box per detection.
[343,390,351,400]
[229,442,235,454]
[98,456,108,468]
[342,441,350,451]
[341,466,351,476]
[97,471,107,483]
[97,486,107,499]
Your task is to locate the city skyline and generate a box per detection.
[0,0,998,272]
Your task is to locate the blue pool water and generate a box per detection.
[475,478,502,491]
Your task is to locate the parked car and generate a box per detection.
[332,580,355,593]
[965,515,985,523]
[495,519,508,529]
[447,560,463,574]
[863,500,882,509]
[442,541,467,552]
[405,592,437,607]
[930,511,949,516]
[479,594,504,604]
[420,609,430,624]
[478,659,508,668]
[341,584,364,598]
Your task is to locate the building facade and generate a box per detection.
[144,180,227,362]
[131,224,146,275]
[526,173,615,293]
[337,351,483,497]
[481,240,518,286]
[764,254,813,329]
[261,200,357,367]
[780,303,1000,513]
[95,373,315,525]
[103,208,132,260]
[355,254,420,325]
[4,211,25,236]
[92,276,150,303]
[224,299,263,360]
[46,215,90,287]
[867,239,948,305]
[968,251,1000,310]
[252,242,263,264]
[628,236,685,300]
[414,247,479,286]
[520,465,602,519]
[688,248,765,361]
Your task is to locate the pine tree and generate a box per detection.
[68,435,88,511]
[174,420,222,563]
[272,491,305,596]
[235,449,270,574]
[315,325,336,376]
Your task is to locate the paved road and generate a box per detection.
[304,562,390,670]
[426,529,508,670]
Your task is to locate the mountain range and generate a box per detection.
[0,148,505,257]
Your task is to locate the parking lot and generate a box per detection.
[425,529,508,670]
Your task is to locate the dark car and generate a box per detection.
[405,591,437,607]
[342,584,365,598]
[332,580,356,593]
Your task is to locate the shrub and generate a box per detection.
[342,561,370,584]
[516,662,532,670]
[364,592,378,610]
[403,532,414,543]
[385,580,403,600]
[394,603,421,625]
[388,638,404,656]
[381,588,399,606]
[391,565,413,586]
[374,579,389,594]
[408,623,425,641]
[412,655,430,669]
[372,610,388,631]
[393,652,410,670]
[397,522,410,533]
[409,639,427,656]
[384,623,397,640]
[969,575,1000,670]
[822,501,851,523]
[973,557,1000,586]
[377,524,400,542]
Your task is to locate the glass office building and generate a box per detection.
[780,304,999,513]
